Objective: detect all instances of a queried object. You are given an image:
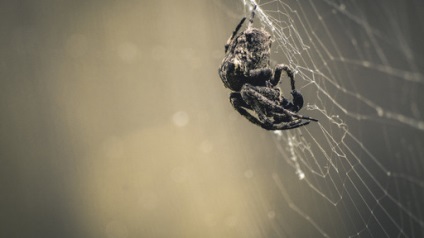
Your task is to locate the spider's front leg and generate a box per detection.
[270,64,295,88]
[270,64,306,113]
[281,90,304,113]
[248,64,295,87]
[248,68,273,86]
[225,17,246,53]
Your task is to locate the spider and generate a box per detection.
[218,5,317,130]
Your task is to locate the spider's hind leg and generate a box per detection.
[271,64,296,89]
[231,90,282,130]
[272,64,310,114]
[272,120,311,130]
[242,83,317,122]
[240,84,282,117]
[230,93,269,129]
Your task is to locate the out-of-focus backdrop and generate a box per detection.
[1,1,283,237]
[1,0,424,237]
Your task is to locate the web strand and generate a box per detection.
[239,0,424,237]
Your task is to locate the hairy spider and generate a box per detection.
[218,5,317,130]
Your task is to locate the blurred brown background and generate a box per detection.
[0,1,297,237]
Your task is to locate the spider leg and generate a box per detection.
[264,119,311,131]
[236,97,312,130]
[248,68,273,86]
[270,64,295,88]
[280,90,304,113]
[225,5,258,52]
[248,64,297,89]
[248,5,257,26]
[231,92,281,130]
[271,64,313,115]
[241,84,317,122]
[231,86,315,130]
[230,93,269,129]
[240,84,297,130]
[225,17,246,53]
[278,108,318,122]
[268,64,302,111]
[241,84,283,116]
[271,110,317,125]
[289,90,304,112]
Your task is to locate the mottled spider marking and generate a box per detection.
[218,5,317,130]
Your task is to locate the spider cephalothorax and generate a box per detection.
[218,5,317,130]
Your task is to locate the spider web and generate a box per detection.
[237,0,424,237]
